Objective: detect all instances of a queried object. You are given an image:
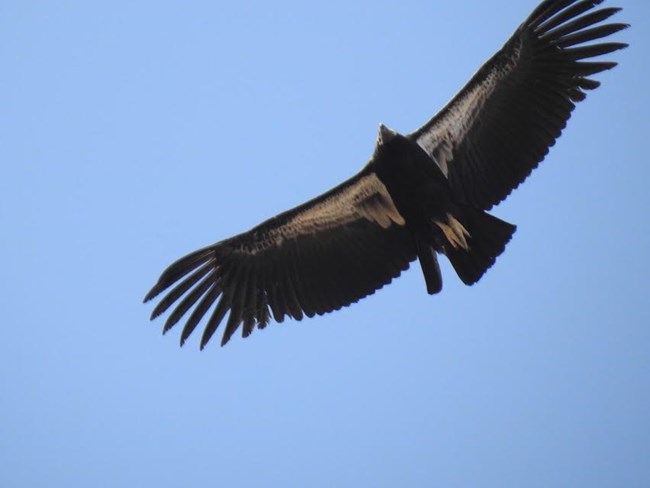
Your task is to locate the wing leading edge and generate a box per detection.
[144,171,416,348]
[410,0,628,209]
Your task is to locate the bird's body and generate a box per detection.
[373,126,454,234]
[145,0,628,348]
[371,126,516,293]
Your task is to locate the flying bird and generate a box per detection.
[145,0,628,348]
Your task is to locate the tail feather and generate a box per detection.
[444,210,516,286]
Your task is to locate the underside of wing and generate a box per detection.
[409,0,628,210]
[144,171,416,348]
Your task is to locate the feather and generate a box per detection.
[410,0,627,210]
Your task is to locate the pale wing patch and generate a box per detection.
[413,42,522,175]
[271,173,405,242]
[415,73,498,176]
[357,191,405,229]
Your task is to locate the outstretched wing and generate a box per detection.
[410,0,628,210]
[144,170,416,348]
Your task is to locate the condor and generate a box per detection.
[145,0,627,348]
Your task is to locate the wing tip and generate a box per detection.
[529,0,628,34]
[143,285,161,304]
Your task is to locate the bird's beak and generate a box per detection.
[378,124,397,145]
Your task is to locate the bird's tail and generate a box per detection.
[439,208,516,286]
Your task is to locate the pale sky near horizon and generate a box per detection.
[2,1,649,486]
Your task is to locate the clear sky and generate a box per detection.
[2,1,649,486]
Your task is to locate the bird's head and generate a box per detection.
[377,124,399,146]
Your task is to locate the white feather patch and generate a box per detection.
[270,173,405,242]
[413,41,522,175]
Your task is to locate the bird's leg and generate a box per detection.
[433,214,470,251]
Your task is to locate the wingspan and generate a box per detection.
[409,0,628,210]
[144,171,416,348]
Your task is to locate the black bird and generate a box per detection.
[145,0,627,348]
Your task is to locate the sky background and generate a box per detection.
[1,1,649,486]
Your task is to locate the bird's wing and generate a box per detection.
[144,170,416,348]
[409,0,628,210]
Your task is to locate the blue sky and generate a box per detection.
[2,1,649,486]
